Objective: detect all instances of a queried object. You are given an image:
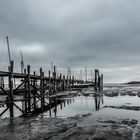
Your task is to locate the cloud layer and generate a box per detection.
[0,0,140,83]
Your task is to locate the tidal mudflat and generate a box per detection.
[1,84,140,140]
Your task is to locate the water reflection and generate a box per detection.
[51,98,75,118]
[8,118,14,133]
[45,94,104,118]
[94,95,104,111]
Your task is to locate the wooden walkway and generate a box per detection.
[0,60,103,117]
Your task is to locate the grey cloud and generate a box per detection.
[0,0,140,82]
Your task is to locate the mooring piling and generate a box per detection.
[9,60,14,117]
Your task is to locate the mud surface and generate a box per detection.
[1,84,140,140]
[0,113,140,140]
[104,105,140,111]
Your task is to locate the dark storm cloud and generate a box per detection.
[1,0,140,82]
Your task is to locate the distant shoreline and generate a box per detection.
[125,81,140,84]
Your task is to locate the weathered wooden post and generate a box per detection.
[40,68,43,110]
[9,60,14,117]
[33,71,37,111]
[63,75,66,90]
[48,70,51,96]
[42,72,45,109]
[69,76,72,91]
[27,65,31,113]
[48,70,52,116]
[40,68,44,111]
[59,73,62,91]
[72,76,74,87]
[24,68,26,74]
[66,75,69,90]
[24,68,27,114]
[53,66,56,93]
[94,69,98,91]
[0,77,4,89]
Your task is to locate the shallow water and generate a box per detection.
[39,84,140,126]
[40,95,140,125]
[1,84,140,120]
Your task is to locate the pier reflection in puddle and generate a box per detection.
[94,95,104,111]
[44,94,104,118]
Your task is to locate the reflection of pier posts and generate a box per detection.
[54,98,57,117]
[60,99,63,110]
[94,94,104,111]
[94,95,98,111]
[64,100,66,107]
[100,74,103,91]
[0,77,4,89]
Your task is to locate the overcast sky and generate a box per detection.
[0,0,140,83]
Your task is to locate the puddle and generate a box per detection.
[39,85,140,127]
[42,95,104,118]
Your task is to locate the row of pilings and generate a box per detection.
[0,60,103,117]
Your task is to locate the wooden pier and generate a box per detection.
[0,60,103,117]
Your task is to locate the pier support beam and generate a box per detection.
[9,60,14,117]
[40,68,45,111]
[27,65,31,113]
[94,69,98,91]
[33,71,37,110]
[53,66,56,93]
